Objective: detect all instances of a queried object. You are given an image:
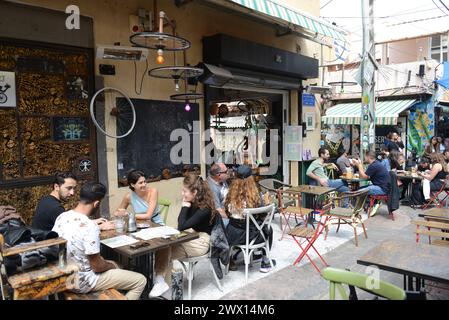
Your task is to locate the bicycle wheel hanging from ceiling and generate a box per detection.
[90,87,136,139]
[129,12,191,52]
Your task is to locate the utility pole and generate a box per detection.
[360,0,377,162]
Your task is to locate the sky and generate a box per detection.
[320,0,449,56]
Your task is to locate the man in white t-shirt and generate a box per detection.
[52,182,146,300]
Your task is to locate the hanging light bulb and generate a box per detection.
[185,101,191,112]
[175,79,180,92]
[156,48,165,64]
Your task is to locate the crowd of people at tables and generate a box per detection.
[306,131,449,214]
[25,162,275,299]
[11,130,449,300]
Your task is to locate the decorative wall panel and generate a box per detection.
[0,39,95,222]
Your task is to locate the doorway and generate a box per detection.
[205,85,290,183]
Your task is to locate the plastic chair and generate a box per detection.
[321,267,406,300]
[225,204,275,284]
[157,198,171,224]
[178,245,223,300]
[323,189,369,247]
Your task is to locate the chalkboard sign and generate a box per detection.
[116,99,200,184]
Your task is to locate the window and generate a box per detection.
[431,34,448,63]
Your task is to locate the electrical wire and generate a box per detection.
[134,59,149,95]
[433,0,449,15]
[439,0,449,12]
[320,0,335,10]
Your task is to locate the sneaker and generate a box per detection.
[228,259,238,271]
[370,203,380,217]
[252,253,263,263]
[259,258,276,273]
[149,278,169,297]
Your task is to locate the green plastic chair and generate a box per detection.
[321,267,406,300]
[157,198,171,224]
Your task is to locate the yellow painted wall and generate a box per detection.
[21,0,321,226]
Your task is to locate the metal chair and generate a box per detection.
[225,204,275,284]
[321,267,406,300]
[288,206,330,273]
[178,245,223,300]
[422,175,449,210]
[323,189,369,247]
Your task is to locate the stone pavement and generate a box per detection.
[171,204,448,300]
[222,205,449,300]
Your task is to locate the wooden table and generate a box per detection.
[100,221,199,298]
[284,185,336,226]
[357,239,449,297]
[418,208,449,222]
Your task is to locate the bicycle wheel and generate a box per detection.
[90,87,136,139]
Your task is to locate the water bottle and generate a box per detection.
[128,211,137,232]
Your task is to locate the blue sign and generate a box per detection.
[302,93,315,107]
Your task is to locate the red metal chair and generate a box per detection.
[288,204,331,273]
[367,194,394,220]
[276,190,313,240]
[422,175,449,210]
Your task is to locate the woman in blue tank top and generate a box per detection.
[117,170,164,225]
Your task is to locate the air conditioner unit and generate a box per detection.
[96,45,149,61]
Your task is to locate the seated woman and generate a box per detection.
[149,173,217,297]
[117,170,164,225]
[225,165,274,273]
[411,153,448,207]
[424,136,444,158]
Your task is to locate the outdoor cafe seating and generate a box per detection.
[288,203,331,273]
[323,189,369,247]
[225,204,275,284]
[0,234,77,300]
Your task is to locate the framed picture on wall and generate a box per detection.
[305,112,315,131]
[52,117,90,142]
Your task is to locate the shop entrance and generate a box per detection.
[205,85,290,183]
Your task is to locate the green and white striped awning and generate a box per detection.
[322,99,417,126]
[223,0,348,42]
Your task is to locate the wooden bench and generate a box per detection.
[412,219,449,246]
[0,234,77,300]
[63,288,127,300]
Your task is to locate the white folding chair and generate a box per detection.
[225,203,275,284]
[178,244,223,300]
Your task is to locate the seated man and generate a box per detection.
[33,172,114,231]
[336,149,352,174]
[52,182,147,300]
[32,172,78,231]
[306,147,349,193]
[207,163,230,226]
[353,151,391,196]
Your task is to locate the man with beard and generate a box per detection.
[32,172,78,231]
[52,182,147,299]
[32,172,114,231]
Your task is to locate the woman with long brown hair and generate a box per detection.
[411,153,448,207]
[149,173,218,297]
[225,165,274,273]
